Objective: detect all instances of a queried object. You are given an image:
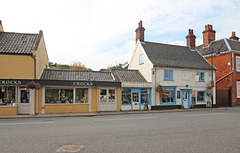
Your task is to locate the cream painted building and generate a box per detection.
[129,21,216,109]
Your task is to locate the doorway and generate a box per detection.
[18,89,30,114]
[131,89,140,110]
[182,90,190,108]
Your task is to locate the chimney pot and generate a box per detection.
[202,24,216,47]
[186,29,196,49]
[229,31,239,41]
[135,20,145,43]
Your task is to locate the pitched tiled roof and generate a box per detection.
[111,69,147,82]
[141,41,215,70]
[0,31,41,54]
[197,38,240,56]
[40,69,115,82]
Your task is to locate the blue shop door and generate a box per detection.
[131,89,141,110]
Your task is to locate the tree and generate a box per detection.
[49,62,69,69]
[106,62,128,71]
[69,62,92,70]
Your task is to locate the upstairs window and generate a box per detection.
[236,56,240,72]
[139,54,144,65]
[197,72,205,82]
[164,70,173,81]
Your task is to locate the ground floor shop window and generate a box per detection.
[121,88,151,105]
[161,87,176,104]
[122,89,131,105]
[45,88,88,104]
[0,86,16,106]
[141,89,151,104]
[100,89,115,102]
[197,91,205,102]
[76,88,88,103]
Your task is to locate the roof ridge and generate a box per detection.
[143,41,189,48]
[0,31,38,35]
[45,69,111,73]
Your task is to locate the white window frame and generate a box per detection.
[237,82,240,98]
[99,88,116,103]
[236,56,240,72]
[139,54,144,65]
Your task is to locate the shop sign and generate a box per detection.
[0,80,22,85]
[73,82,94,86]
[122,82,152,88]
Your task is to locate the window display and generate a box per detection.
[122,89,131,105]
[100,89,115,102]
[75,88,88,103]
[0,86,16,106]
[45,88,73,104]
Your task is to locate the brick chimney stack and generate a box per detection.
[135,20,145,42]
[186,29,196,49]
[0,20,4,32]
[229,32,239,41]
[202,24,216,47]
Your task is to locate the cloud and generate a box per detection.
[1,0,240,70]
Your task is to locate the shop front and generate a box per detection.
[121,82,152,111]
[0,78,121,115]
[0,80,36,115]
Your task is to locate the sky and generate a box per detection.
[1,0,240,70]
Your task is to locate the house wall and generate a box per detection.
[129,42,153,82]
[154,67,216,107]
[205,53,232,90]
[0,55,34,79]
[35,36,49,79]
[0,106,17,115]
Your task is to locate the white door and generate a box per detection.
[18,89,30,114]
[182,91,190,108]
[132,91,140,110]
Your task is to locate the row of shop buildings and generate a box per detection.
[0,20,224,115]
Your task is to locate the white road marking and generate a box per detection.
[94,116,158,122]
[184,113,227,117]
[0,121,55,125]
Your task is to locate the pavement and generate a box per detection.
[0,106,240,119]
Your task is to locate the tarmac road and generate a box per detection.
[0,109,240,153]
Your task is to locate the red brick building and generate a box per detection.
[189,25,240,106]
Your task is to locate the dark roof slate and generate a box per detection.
[197,38,240,56]
[0,31,40,54]
[111,69,147,83]
[40,69,115,82]
[141,41,215,70]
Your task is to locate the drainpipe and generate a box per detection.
[31,50,37,79]
[231,51,234,106]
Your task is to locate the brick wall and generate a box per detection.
[205,53,232,90]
